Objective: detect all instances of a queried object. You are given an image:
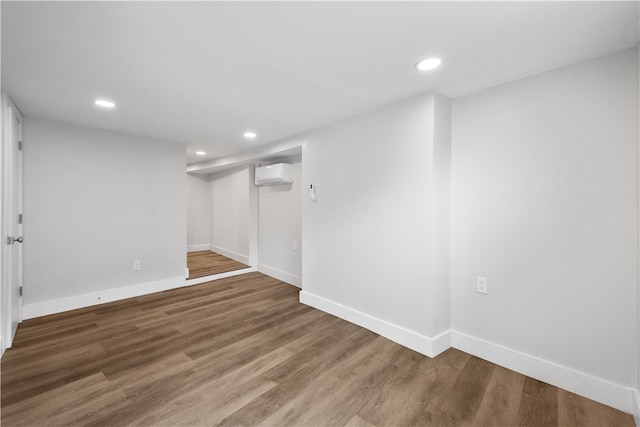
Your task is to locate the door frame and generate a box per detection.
[1,92,24,354]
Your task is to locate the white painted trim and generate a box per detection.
[258,263,301,288]
[22,276,185,319]
[298,290,635,414]
[299,290,449,358]
[209,245,250,266]
[451,330,635,414]
[637,41,640,427]
[185,266,256,286]
[187,244,210,252]
[248,165,259,268]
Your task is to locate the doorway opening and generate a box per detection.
[185,147,302,289]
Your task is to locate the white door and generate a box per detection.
[3,95,23,350]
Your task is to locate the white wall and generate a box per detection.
[297,48,638,412]
[187,173,211,251]
[258,158,302,286]
[451,48,638,404]
[210,166,250,264]
[301,92,451,356]
[23,118,186,315]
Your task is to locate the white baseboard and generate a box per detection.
[22,276,186,319]
[258,263,301,288]
[209,245,250,265]
[451,330,635,414]
[185,266,256,286]
[299,290,450,358]
[298,291,635,415]
[188,244,210,252]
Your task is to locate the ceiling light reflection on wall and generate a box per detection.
[196,151,206,156]
[244,131,257,139]
[415,58,442,71]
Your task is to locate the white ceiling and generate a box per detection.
[2,1,638,165]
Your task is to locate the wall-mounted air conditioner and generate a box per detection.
[255,163,294,186]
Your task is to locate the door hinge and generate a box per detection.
[18,140,23,151]
[18,286,22,297]
[18,214,22,224]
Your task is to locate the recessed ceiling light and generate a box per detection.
[244,132,257,139]
[94,99,116,108]
[415,58,441,71]
[196,151,206,156]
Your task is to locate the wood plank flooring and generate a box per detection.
[1,272,633,426]
[187,250,249,279]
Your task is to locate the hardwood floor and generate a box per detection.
[1,272,633,426]
[187,250,249,279]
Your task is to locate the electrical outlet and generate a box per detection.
[133,260,141,271]
[476,276,488,294]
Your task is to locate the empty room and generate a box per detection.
[1,1,639,426]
